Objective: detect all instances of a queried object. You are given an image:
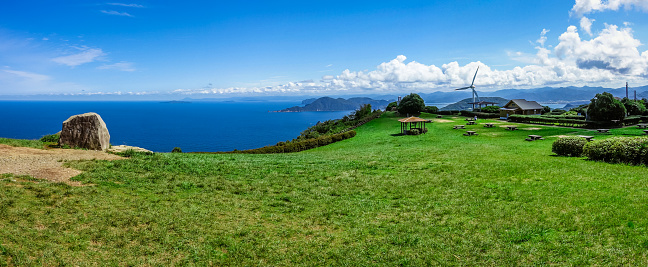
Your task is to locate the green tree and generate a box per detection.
[352,104,372,119]
[621,97,646,115]
[397,93,425,116]
[481,106,500,113]
[587,92,626,122]
[386,101,398,111]
[424,106,439,114]
[541,106,551,114]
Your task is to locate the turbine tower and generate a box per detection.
[454,67,481,109]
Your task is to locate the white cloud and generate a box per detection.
[571,0,648,17]
[1,69,50,82]
[100,10,133,17]
[536,29,550,46]
[52,48,105,66]
[107,3,144,8]
[97,62,136,72]
[580,16,595,36]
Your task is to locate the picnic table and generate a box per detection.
[637,124,648,129]
[466,121,476,125]
[526,135,544,141]
[465,118,474,121]
[579,135,594,141]
[436,115,442,118]
[453,125,465,129]
[505,126,518,131]
[484,123,494,128]
[644,130,648,135]
[596,129,610,133]
[464,131,478,136]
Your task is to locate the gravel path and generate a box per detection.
[0,144,123,185]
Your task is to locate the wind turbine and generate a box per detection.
[454,67,481,110]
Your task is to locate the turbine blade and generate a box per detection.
[470,66,479,87]
[455,87,471,90]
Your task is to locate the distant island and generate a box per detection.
[276,97,391,112]
[161,100,191,104]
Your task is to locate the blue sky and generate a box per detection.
[1,0,648,97]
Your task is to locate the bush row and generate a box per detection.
[508,115,587,127]
[459,110,501,118]
[437,110,459,115]
[236,131,357,154]
[339,111,383,133]
[582,136,648,165]
[552,136,588,157]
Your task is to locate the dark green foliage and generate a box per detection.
[542,106,551,114]
[408,129,420,135]
[569,104,589,114]
[386,101,397,111]
[480,106,500,113]
[171,147,183,153]
[549,109,566,115]
[39,133,59,143]
[423,106,438,114]
[460,110,501,118]
[583,136,648,165]
[622,97,647,115]
[397,93,425,116]
[508,115,586,127]
[296,106,381,140]
[552,136,588,157]
[587,92,626,122]
[233,131,357,154]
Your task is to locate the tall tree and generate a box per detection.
[397,93,425,116]
[587,92,626,122]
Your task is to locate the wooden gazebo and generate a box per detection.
[398,116,430,135]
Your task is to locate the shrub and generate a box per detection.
[39,133,60,143]
[552,136,588,157]
[171,147,182,153]
[424,106,439,114]
[481,106,500,113]
[408,129,420,135]
[622,97,646,116]
[549,109,566,115]
[582,136,648,165]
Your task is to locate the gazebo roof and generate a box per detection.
[398,116,429,123]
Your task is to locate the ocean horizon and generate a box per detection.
[0,101,351,153]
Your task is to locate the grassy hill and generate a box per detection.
[2,113,648,265]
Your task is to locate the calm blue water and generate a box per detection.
[0,101,351,152]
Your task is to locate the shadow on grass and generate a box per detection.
[390,133,406,137]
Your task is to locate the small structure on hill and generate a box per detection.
[398,116,430,135]
[59,112,110,150]
[500,99,543,119]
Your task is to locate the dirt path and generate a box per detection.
[0,144,123,186]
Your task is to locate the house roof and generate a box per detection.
[398,116,429,123]
[505,99,543,110]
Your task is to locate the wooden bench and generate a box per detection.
[637,124,647,129]
[484,123,494,128]
[578,135,594,141]
[528,135,544,141]
[453,125,465,129]
[644,130,648,135]
[596,129,610,133]
[505,126,518,131]
[436,115,442,118]
[466,121,476,125]
[463,131,478,136]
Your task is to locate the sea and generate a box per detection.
[0,101,351,153]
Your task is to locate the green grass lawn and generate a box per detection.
[2,113,648,265]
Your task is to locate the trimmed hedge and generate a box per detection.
[233,130,357,154]
[460,110,500,118]
[438,110,459,115]
[552,136,588,157]
[508,115,587,127]
[583,136,648,165]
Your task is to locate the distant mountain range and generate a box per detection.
[276,97,391,112]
